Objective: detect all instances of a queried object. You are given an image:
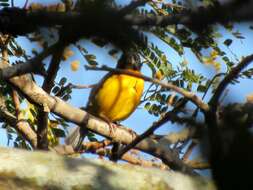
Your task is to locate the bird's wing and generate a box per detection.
[86,72,114,114]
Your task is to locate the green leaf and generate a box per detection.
[144,102,151,110]
[85,54,98,65]
[0,2,9,7]
[62,94,71,101]
[88,136,98,142]
[224,39,233,47]
[51,128,66,137]
[87,132,97,142]
[85,54,96,60]
[30,108,37,118]
[52,86,60,94]
[197,85,207,93]
[232,31,245,39]
[59,77,67,86]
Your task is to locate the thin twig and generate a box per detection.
[185,160,210,170]
[69,83,97,89]
[62,140,168,169]
[210,54,253,111]
[192,72,225,118]
[85,65,209,112]
[182,141,197,162]
[23,0,29,9]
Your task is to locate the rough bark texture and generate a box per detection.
[0,147,216,190]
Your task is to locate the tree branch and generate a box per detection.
[85,65,209,112]
[185,160,210,170]
[55,141,168,169]
[37,44,65,150]
[113,99,188,161]
[0,42,62,81]
[210,54,253,111]
[0,1,252,37]
[0,59,46,79]
[0,95,37,148]
[0,147,215,190]
[161,127,198,145]
[182,141,198,162]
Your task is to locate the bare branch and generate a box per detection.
[161,128,198,145]
[182,141,198,162]
[185,160,210,170]
[68,83,97,89]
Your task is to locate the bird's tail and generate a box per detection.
[65,126,87,151]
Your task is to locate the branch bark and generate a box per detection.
[0,147,216,190]
[0,95,37,147]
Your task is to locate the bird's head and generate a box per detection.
[117,51,142,71]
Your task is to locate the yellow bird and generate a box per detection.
[65,52,144,150]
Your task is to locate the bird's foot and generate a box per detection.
[108,122,118,137]
[127,128,137,140]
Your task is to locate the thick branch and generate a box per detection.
[0,60,46,79]
[0,42,62,81]
[0,2,252,36]
[0,147,215,190]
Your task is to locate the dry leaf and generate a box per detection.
[71,60,80,71]
[246,94,253,103]
[62,48,74,61]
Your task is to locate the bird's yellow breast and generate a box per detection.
[94,72,144,122]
